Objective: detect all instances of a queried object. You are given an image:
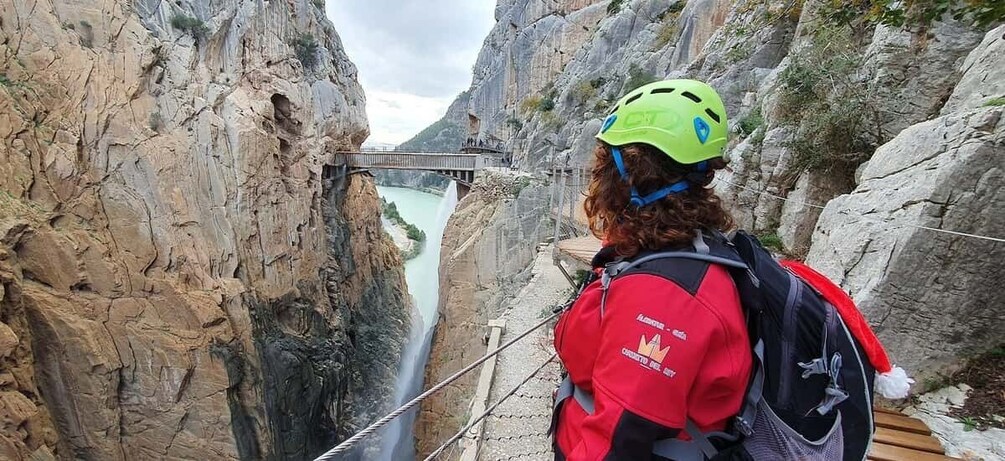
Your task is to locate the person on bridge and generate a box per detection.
[551,79,750,460]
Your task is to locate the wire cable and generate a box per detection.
[312,312,561,460]
[423,353,558,461]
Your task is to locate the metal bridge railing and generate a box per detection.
[548,167,591,247]
[334,152,481,171]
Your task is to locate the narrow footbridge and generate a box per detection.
[330,149,506,186]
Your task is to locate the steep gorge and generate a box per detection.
[420,0,1003,453]
[0,1,409,459]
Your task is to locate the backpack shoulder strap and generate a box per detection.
[598,251,749,317]
[600,251,749,290]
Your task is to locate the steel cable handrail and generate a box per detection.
[312,311,561,460]
[423,353,558,461]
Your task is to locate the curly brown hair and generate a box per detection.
[584,142,735,257]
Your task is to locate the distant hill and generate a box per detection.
[398,91,470,152]
[397,118,466,152]
[376,91,472,191]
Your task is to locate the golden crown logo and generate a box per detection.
[638,334,671,363]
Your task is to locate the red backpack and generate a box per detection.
[555,231,912,460]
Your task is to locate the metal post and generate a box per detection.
[552,171,567,251]
[548,167,558,220]
[567,169,577,236]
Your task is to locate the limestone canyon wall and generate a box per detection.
[417,169,551,457]
[422,3,1003,451]
[0,1,409,459]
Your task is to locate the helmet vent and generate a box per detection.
[681,91,702,103]
[625,93,643,105]
[651,88,675,94]
[704,109,721,123]
[609,105,620,115]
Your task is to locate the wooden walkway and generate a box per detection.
[871,407,960,460]
[553,236,960,461]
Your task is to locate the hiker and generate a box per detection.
[551,79,912,461]
[551,79,749,460]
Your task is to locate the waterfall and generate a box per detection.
[377,182,459,460]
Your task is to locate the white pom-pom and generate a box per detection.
[876,366,914,399]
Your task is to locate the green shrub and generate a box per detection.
[776,27,875,178]
[520,94,555,112]
[170,14,210,39]
[607,0,625,15]
[540,111,562,130]
[820,0,1005,30]
[786,101,873,174]
[570,80,597,105]
[758,233,784,252]
[653,2,686,49]
[382,200,426,242]
[539,96,555,111]
[505,116,523,131]
[382,200,401,221]
[625,64,658,92]
[405,224,426,242]
[738,106,763,137]
[594,98,614,113]
[512,176,532,196]
[312,0,325,8]
[725,42,754,63]
[0,74,9,87]
[654,20,679,49]
[960,416,977,432]
[520,96,542,114]
[292,33,320,69]
[750,127,766,148]
[983,97,1005,107]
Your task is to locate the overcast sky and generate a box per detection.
[327,1,496,146]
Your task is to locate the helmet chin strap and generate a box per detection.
[611,147,694,207]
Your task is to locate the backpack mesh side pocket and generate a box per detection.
[742,400,844,460]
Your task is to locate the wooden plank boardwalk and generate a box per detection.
[554,235,960,461]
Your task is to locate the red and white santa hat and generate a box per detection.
[780,260,914,399]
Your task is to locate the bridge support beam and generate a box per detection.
[456,182,471,201]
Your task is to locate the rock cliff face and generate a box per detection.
[416,169,551,457]
[805,27,1005,381]
[421,2,1003,448]
[0,1,409,460]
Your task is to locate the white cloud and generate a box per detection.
[326,1,496,145]
[365,91,452,145]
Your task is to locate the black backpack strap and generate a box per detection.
[737,339,765,436]
[598,251,750,317]
[651,340,765,460]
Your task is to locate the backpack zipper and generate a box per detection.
[778,271,802,404]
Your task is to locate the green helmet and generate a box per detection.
[596,79,729,165]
